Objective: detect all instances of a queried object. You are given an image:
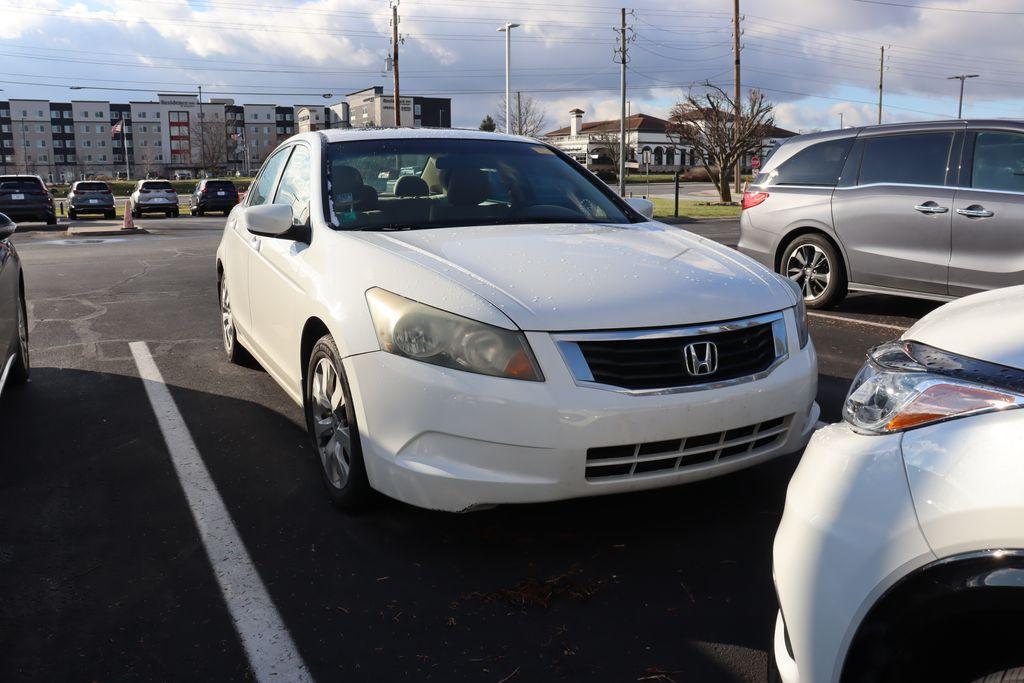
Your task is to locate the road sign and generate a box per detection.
[751,156,761,169]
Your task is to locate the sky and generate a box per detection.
[2,0,1023,135]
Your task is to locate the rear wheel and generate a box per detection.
[105,210,116,220]
[304,334,370,510]
[68,209,77,220]
[172,208,180,218]
[780,233,847,309]
[44,213,56,226]
[9,287,29,384]
[196,207,204,217]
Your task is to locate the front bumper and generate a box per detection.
[344,324,819,512]
[772,423,936,683]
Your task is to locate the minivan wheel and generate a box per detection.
[304,334,370,510]
[781,234,846,309]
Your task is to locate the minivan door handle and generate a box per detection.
[956,205,995,218]
[914,202,949,214]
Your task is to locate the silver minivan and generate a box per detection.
[738,120,1024,308]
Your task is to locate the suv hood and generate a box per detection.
[355,222,796,331]
[904,285,1024,370]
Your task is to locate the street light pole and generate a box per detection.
[948,74,980,118]
[497,23,520,134]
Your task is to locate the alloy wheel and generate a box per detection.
[17,297,28,365]
[786,243,832,301]
[310,357,352,490]
[220,281,234,355]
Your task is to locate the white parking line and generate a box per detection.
[129,341,312,683]
[808,311,910,333]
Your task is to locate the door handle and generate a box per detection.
[956,207,994,218]
[914,203,949,214]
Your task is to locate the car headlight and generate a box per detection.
[780,276,809,349]
[844,341,1024,434]
[366,288,543,381]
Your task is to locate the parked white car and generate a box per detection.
[215,129,819,511]
[129,179,179,218]
[772,285,1024,683]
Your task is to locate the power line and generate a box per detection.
[852,0,1024,14]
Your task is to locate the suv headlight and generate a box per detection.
[366,288,543,381]
[844,341,1024,434]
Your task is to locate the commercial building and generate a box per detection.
[345,87,452,128]
[0,86,450,181]
[543,108,795,175]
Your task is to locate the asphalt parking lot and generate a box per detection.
[1,216,941,682]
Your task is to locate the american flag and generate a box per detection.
[111,119,124,138]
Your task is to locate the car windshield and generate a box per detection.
[76,182,109,192]
[143,181,174,191]
[324,138,636,231]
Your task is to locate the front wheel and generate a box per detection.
[219,276,250,365]
[305,335,370,510]
[780,234,847,309]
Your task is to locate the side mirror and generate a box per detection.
[0,215,16,240]
[245,203,293,237]
[625,197,655,219]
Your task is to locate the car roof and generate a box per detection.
[311,127,541,145]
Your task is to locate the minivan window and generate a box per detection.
[971,131,1024,193]
[858,132,954,187]
[763,138,853,186]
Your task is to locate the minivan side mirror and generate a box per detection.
[245,203,294,237]
[625,197,655,219]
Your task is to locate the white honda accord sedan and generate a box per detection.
[215,129,819,512]
[772,285,1024,683]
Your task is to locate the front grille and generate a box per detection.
[575,321,778,391]
[585,415,791,480]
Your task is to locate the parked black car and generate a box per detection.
[0,212,29,397]
[189,179,239,216]
[67,181,116,220]
[0,176,56,225]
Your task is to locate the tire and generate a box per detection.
[196,208,204,217]
[304,334,371,510]
[132,208,141,219]
[68,209,77,220]
[218,275,250,365]
[165,210,173,218]
[105,210,116,220]
[44,213,56,226]
[973,668,1024,683]
[780,233,847,309]
[9,287,29,384]
[172,209,180,218]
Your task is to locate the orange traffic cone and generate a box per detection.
[123,199,134,230]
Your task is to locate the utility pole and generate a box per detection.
[839,112,844,129]
[616,7,629,196]
[948,74,980,118]
[392,2,401,127]
[733,0,742,195]
[516,91,522,135]
[498,23,520,134]
[197,85,206,177]
[877,46,885,124]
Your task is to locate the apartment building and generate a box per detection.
[346,87,451,128]
[0,86,445,181]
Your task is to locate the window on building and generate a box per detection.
[98,124,105,133]
[66,140,75,148]
[63,111,71,119]
[51,124,60,133]
[22,139,29,147]
[83,111,90,118]
[83,140,92,147]
[138,111,147,118]
[87,154,93,161]
[64,125,72,133]
[66,154,75,162]
[36,124,45,133]
[55,154,65,163]
[99,154,106,161]
[38,140,46,148]
[0,109,8,117]
[99,140,106,147]
[50,110,59,118]
[96,111,103,118]
[20,110,27,117]
[82,124,91,133]
[36,110,43,117]
[53,139,63,148]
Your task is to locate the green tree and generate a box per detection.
[479,115,497,132]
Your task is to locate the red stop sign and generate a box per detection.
[751,156,761,169]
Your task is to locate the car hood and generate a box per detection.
[354,222,796,331]
[904,285,1024,370]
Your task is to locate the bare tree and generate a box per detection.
[667,82,775,202]
[589,132,623,177]
[494,93,548,138]
[191,117,230,174]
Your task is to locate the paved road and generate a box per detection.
[624,182,720,201]
[1,216,936,682]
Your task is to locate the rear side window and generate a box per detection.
[971,131,1024,193]
[859,133,954,187]
[767,138,853,186]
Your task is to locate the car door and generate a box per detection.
[225,146,291,345]
[248,143,313,384]
[832,128,962,295]
[948,127,1024,296]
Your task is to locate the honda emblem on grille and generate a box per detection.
[684,341,718,376]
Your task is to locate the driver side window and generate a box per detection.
[274,145,312,224]
[247,148,290,207]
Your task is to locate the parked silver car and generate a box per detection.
[129,179,180,218]
[738,120,1024,308]
[0,213,29,397]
